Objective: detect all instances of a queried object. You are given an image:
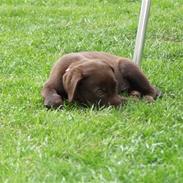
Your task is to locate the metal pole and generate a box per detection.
[133,0,151,66]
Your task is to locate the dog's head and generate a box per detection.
[63,60,122,107]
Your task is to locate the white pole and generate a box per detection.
[133,0,151,66]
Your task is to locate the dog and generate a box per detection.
[41,51,161,108]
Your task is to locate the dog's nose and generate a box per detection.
[109,95,125,107]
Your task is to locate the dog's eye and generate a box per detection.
[96,88,106,97]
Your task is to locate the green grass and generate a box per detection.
[0,0,183,182]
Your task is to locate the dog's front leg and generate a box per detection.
[41,83,63,109]
[119,59,161,101]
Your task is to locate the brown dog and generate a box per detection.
[41,51,161,108]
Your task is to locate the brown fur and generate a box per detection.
[41,51,161,108]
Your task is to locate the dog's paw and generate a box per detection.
[130,90,141,98]
[144,95,154,103]
[44,94,63,109]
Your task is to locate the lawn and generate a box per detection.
[0,0,183,182]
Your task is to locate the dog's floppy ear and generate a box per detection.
[63,66,83,102]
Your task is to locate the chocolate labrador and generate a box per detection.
[41,51,161,108]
